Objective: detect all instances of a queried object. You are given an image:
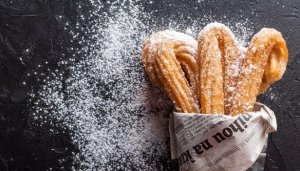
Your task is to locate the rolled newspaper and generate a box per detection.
[169,103,276,171]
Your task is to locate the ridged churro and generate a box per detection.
[197,23,240,114]
[230,28,288,115]
[142,30,199,113]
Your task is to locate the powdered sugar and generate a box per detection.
[198,22,237,42]
[31,1,173,170]
[147,30,198,57]
[29,1,254,170]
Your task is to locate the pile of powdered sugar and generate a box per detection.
[30,0,254,170]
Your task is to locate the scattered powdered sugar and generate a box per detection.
[29,0,254,170]
[31,1,173,170]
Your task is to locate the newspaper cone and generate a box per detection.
[169,103,276,171]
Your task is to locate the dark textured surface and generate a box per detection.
[0,0,300,170]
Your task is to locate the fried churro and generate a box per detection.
[142,30,199,112]
[197,23,240,114]
[231,28,288,115]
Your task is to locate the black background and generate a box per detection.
[1,0,300,170]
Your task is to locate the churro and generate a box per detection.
[231,28,288,115]
[197,23,240,114]
[142,30,199,112]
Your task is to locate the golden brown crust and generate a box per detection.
[141,30,199,113]
[231,28,288,115]
[142,35,163,87]
[197,23,239,114]
[154,43,199,112]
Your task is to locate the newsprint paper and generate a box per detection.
[169,103,277,171]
